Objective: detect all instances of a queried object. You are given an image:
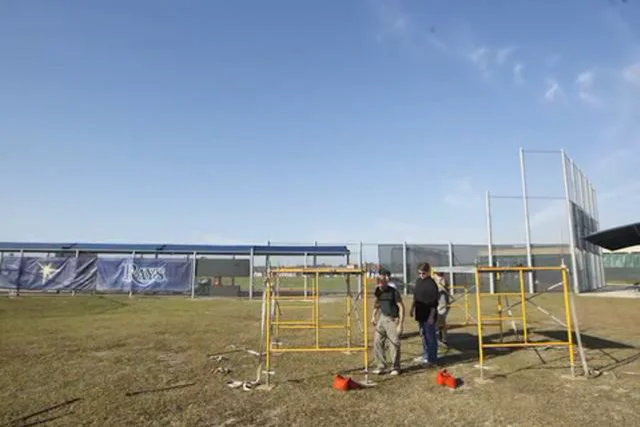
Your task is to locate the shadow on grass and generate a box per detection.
[277,329,639,385]
[4,398,81,427]
[596,351,640,372]
[125,382,197,397]
[537,330,636,350]
[93,295,131,315]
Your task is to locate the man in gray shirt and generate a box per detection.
[371,267,405,376]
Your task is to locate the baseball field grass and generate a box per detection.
[1,290,639,426]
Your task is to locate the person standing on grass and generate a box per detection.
[410,262,439,366]
[434,272,451,346]
[371,267,405,376]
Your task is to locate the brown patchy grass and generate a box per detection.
[0,293,639,427]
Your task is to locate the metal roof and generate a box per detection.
[0,242,350,256]
[584,222,640,251]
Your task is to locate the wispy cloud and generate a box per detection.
[443,178,477,207]
[544,53,562,68]
[467,46,491,78]
[622,62,640,86]
[371,0,451,57]
[496,46,515,65]
[544,78,563,103]
[513,63,525,84]
[576,70,600,106]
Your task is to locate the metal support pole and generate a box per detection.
[402,241,408,296]
[362,268,370,380]
[249,247,255,299]
[485,191,495,293]
[448,242,455,295]
[571,162,583,289]
[72,249,80,296]
[581,172,594,291]
[190,251,197,299]
[358,241,363,294]
[561,151,580,294]
[129,251,136,298]
[303,252,308,298]
[576,167,588,291]
[519,148,535,293]
[591,184,606,289]
[265,240,271,275]
[313,241,317,267]
[231,255,236,287]
[17,249,24,297]
[585,173,599,291]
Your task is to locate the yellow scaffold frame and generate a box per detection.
[263,266,369,386]
[474,265,576,379]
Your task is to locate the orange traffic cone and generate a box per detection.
[437,369,459,389]
[436,369,449,386]
[333,374,351,391]
[444,374,458,389]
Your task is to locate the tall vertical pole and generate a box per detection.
[583,171,597,291]
[591,184,605,290]
[448,241,455,295]
[581,172,593,291]
[576,167,588,291]
[571,162,584,291]
[313,240,317,267]
[402,241,408,296]
[17,249,24,297]
[128,251,136,298]
[190,251,197,299]
[303,252,308,298]
[485,191,495,293]
[561,150,580,294]
[249,247,255,299]
[519,148,535,293]
[72,249,80,296]
[358,241,363,294]
[265,240,271,272]
[591,183,603,290]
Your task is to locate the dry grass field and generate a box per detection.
[1,292,639,426]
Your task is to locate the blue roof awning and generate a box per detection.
[0,242,350,256]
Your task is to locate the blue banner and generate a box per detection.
[0,256,191,292]
[96,258,192,292]
[0,256,97,291]
[0,256,21,289]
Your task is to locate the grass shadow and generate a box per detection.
[537,330,637,350]
[3,398,81,427]
[125,382,197,397]
[93,295,131,315]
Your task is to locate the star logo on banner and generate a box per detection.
[38,262,60,284]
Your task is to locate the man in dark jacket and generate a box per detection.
[410,262,439,365]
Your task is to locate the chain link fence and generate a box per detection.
[3,241,631,298]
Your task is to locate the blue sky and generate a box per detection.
[1,0,639,249]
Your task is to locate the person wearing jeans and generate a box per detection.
[410,263,439,366]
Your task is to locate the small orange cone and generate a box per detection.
[436,369,449,386]
[333,375,351,391]
[437,369,459,389]
[444,374,459,389]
